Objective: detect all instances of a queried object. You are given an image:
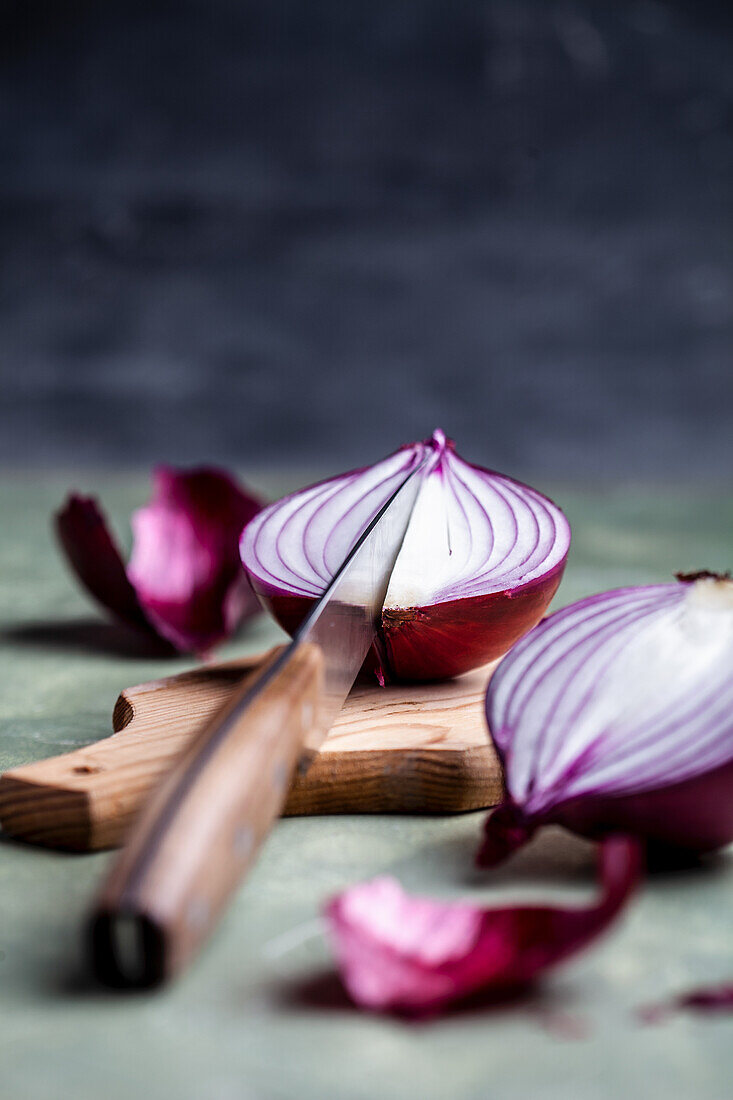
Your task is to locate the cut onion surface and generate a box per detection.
[240,430,571,682]
[480,573,733,865]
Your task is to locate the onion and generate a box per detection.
[480,573,733,865]
[240,430,571,682]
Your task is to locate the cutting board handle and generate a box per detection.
[90,643,323,987]
[0,655,265,851]
[0,657,503,853]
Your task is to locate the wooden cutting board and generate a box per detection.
[0,654,503,852]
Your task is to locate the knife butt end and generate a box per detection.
[89,909,167,989]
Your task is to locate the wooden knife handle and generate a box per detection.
[89,643,323,987]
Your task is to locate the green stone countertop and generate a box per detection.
[1,474,731,1100]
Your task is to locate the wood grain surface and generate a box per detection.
[0,655,503,851]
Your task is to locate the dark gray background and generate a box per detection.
[1,0,731,479]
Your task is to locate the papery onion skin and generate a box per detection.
[326,835,640,1014]
[479,577,733,866]
[245,572,566,683]
[482,762,733,866]
[240,431,570,683]
[56,467,263,655]
[640,981,733,1022]
[126,467,262,654]
[56,495,151,632]
[379,569,566,681]
[546,760,733,854]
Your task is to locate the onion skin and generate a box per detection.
[380,563,566,682]
[244,587,383,682]
[246,590,314,639]
[641,982,733,1022]
[480,760,733,867]
[248,563,566,683]
[326,834,641,1014]
[56,467,263,655]
[56,495,152,633]
[550,758,733,855]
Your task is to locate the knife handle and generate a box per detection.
[89,643,323,988]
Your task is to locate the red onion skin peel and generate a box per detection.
[56,495,152,633]
[56,467,263,655]
[326,835,640,1014]
[480,576,733,866]
[640,982,733,1022]
[240,431,570,683]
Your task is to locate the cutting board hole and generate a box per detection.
[72,764,101,775]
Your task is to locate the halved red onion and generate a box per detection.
[480,574,733,865]
[56,467,263,655]
[240,430,571,682]
[326,835,640,1013]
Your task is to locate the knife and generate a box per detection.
[89,456,426,987]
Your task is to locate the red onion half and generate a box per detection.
[240,431,570,682]
[480,574,733,865]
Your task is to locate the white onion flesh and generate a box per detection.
[489,577,733,817]
[241,430,570,610]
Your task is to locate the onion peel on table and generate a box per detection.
[56,466,262,655]
[325,835,641,1014]
[640,982,733,1023]
[325,574,733,1016]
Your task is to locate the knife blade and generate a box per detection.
[89,453,426,987]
